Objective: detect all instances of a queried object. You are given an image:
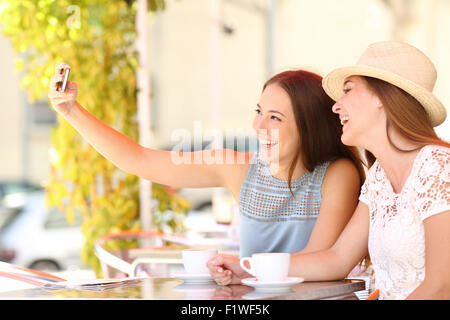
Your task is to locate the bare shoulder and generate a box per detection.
[322,158,361,194]
[218,150,253,178]
[216,150,254,199]
[218,149,254,164]
[325,157,360,179]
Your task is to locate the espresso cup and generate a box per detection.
[240,253,290,282]
[182,249,218,274]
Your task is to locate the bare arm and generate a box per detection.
[70,101,240,188]
[208,202,370,285]
[289,201,370,281]
[208,159,365,285]
[48,63,250,189]
[296,158,361,254]
[406,211,450,299]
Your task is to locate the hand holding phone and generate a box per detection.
[57,67,70,92]
[48,63,77,117]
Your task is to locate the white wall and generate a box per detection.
[149,0,266,146]
[0,34,26,180]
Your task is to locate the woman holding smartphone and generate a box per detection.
[210,42,450,300]
[48,66,366,278]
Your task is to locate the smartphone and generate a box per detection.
[58,68,70,92]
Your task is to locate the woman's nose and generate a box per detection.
[253,119,273,139]
[253,116,267,131]
[332,101,342,114]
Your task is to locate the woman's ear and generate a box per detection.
[376,100,383,109]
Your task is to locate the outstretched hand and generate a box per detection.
[48,63,78,117]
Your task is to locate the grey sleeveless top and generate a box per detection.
[238,152,331,257]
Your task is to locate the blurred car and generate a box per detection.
[0,180,42,198]
[0,181,44,253]
[0,190,86,271]
[0,180,42,209]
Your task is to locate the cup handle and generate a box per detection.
[240,257,254,276]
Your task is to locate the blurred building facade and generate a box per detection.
[0,0,449,185]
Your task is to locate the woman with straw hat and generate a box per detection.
[209,41,449,300]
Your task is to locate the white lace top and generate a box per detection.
[359,145,450,300]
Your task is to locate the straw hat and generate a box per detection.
[322,41,447,127]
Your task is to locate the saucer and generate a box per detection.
[241,277,304,292]
[172,273,215,283]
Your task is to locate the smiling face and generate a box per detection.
[252,83,300,168]
[332,75,385,147]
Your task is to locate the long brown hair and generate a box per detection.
[263,70,367,193]
[363,76,450,164]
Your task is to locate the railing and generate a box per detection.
[94,230,194,277]
[94,230,240,278]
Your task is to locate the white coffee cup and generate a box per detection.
[240,253,290,282]
[182,249,218,274]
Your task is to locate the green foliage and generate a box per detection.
[0,0,190,276]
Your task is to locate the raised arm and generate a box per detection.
[48,63,250,189]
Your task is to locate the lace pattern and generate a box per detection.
[359,145,450,299]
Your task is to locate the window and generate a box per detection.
[30,100,57,126]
